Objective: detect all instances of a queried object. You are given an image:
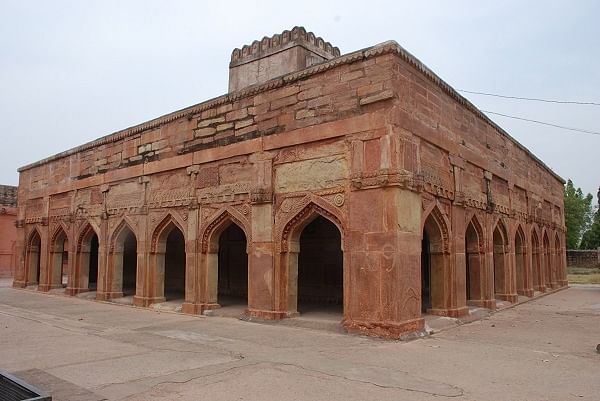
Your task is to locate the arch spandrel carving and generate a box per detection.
[422,203,451,254]
[276,195,346,253]
[466,213,485,253]
[109,217,138,252]
[76,221,100,252]
[200,206,251,253]
[150,213,187,254]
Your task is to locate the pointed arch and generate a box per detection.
[421,205,451,314]
[26,226,42,248]
[465,214,486,305]
[77,222,100,253]
[514,224,528,296]
[148,213,187,304]
[531,227,543,292]
[201,207,251,254]
[492,218,510,301]
[102,218,138,299]
[69,221,100,294]
[110,217,138,250]
[542,229,552,288]
[151,213,186,254]
[50,222,69,252]
[25,227,42,286]
[279,196,346,253]
[277,196,346,319]
[422,203,450,253]
[48,223,69,290]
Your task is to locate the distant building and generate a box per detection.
[13,27,566,338]
[0,185,17,277]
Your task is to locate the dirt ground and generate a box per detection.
[0,279,598,401]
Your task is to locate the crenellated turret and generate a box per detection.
[228,26,340,92]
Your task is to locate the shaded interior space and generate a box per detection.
[122,231,137,296]
[554,235,561,285]
[217,223,248,310]
[51,230,68,289]
[297,216,343,317]
[465,221,483,304]
[421,232,431,313]
[543,234,551,288]
[532,232,543,291]
[88,234,99,290]
[27,231,41,287]
[61,240,69,286]
[515,229,526,296]
[421,212,446,314]
[492,226,507,300]
[164,228,186,301]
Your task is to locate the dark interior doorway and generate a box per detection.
[421,232,431,313]
[89,234,99,290]
[164,228,185,300]
[297,216,343,314]
[218,224,248,306]
[122,232,137,296]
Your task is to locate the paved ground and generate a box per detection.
[0,280,599,401]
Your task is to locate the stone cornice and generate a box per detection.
[230,26,340,67]
[18,40,564,185]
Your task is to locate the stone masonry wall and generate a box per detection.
[13,40,567,338]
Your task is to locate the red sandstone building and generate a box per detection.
[13,28,567,338]
[0,185,17,278]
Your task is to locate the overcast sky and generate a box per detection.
[1,1,598,201]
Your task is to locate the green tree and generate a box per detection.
[563,179,593,249]
[580,189,600,249]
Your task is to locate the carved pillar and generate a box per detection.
[96,186,110,296]
[12,219,26,288]
[133,176,152,306]
[182,165,201,314]
[448,155,469,317]
[343,134,425,338]
[246,186,277,318]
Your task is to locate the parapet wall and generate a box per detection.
[567,249,600,267]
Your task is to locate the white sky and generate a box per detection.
[1,1,598,201]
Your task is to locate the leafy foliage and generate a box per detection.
[580,198,600,249]
[563,179,593,249]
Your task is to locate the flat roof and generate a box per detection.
[18,40,565,185]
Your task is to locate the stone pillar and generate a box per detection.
[35,223,48,290]
[246,191,279,319]
[96,187,110,297]
[344,186,424,338]
[133,177,156,307]
[448,155,468,317]
[12,219,26,288]
[182,201,201,314]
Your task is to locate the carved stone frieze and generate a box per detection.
[351,169,421,192]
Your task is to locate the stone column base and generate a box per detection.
[495,293,519,303]
[481,299,497,310]
[427,306,469,318]
[37,284,51,292]
[467,299,496,310]
[96,292,123,301]
[558,280,568,287]
[12,280,26,288]
[181,302,220,315]
[133,296,165,307]
[344,317,425,339]
[518,289,535,297]
[534,285,546,293]
[246,308,292,320]
[65,287,89,296]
